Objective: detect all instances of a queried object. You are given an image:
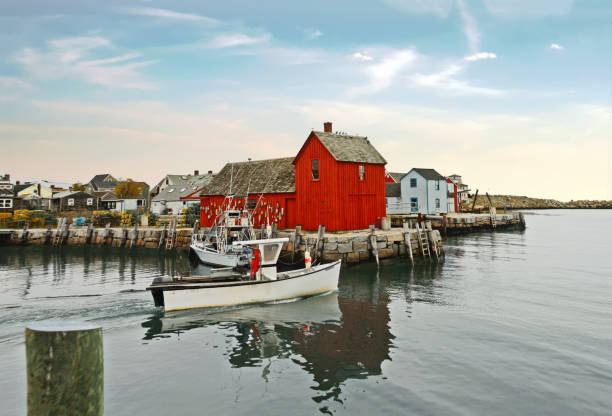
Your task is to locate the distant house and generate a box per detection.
[0,174,14,213]
[448,174,470,205]
[13,181,54,210]
[86,174,118,193]
[120,182,150,212]
[151,171,213,215]
[94,192,123,212]
[51,191,98,212]
[387,168,448,215]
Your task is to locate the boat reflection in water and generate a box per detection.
[142,261,442,407]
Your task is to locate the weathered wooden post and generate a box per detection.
[315,225,325,262]
[369,224,379,266]
[402,221,414,265]
[26,321,103,416]
[85,223,94,244]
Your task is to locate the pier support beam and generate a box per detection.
[26,321,103,416]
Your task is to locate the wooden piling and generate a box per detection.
[25,321,103,416]
[101,224,110,246]
[158,224,167,248]
[315,225,325,262]
[85,223,94,244]
[402,221,414,265]
[369,224,379,266]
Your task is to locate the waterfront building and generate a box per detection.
[0,174,14,213]
[387,168,449,215]
[198,122,387,231]
[50,190,99,212]
[448,174,470,204]
[150,171,214,215]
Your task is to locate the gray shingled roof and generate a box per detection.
[152,174,214,202]
[89,174,117,189]
[385,183,401,198]
[388,172,406,183]
[200,158,295,196]
[408,168,446,181]
[306,131,387,165]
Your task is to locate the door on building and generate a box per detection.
[410,197,418,213]
[285,198,296,228]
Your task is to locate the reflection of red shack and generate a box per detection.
[198,122,387,231]
[290,287,392,397]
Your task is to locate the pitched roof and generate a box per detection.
[152,174,214,202]
[303,131,387,165]
[388,172,406,183]
[100,192,121,201]
[408,168,446,181]
[52,190,81,199]
[385,183,401,198]
[200,158,295,196]
[89,174,117,189]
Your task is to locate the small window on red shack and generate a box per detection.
[359,165,365,181]
[312,159,319,180]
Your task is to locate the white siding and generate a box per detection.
[396,170,449,214]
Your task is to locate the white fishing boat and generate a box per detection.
[190,204,255,268]
[148,238,341,312]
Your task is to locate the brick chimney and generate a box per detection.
[194,170,199,176]
[16,180,20,185]
[208,170,213,174]
[323,121,332,133]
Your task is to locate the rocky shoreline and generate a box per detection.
[468,195,612,210]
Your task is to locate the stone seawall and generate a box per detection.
[0,225,445,266]
[390,211,526,235]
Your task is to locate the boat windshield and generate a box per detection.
[262,243,280,263]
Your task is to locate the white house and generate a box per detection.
[387,168,448,215]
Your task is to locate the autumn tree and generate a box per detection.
[115,179,144,199]
[71,183,86,191]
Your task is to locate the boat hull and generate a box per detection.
[156,260,341,312]
[191,244,242,268]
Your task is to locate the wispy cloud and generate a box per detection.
[304,28,323,40]
[14,36,157,90]
[351,52,373,61]
[411,63,505,96]
[457,0,480,53]
[0,76,31,88]
[484,0,574,16]
[118,7,220,25]
[381,0,454,17]
[349,49,418,95]
[550,43,565,51]
[464,52,497,61]
[207,33,271,48]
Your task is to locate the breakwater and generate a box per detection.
[0,222,447,266]
[468,195,612,209]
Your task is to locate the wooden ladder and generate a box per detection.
[52,218,65,245]
[415,222,430,258]
[165,218,176,250]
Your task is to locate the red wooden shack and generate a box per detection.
[198,122,387,231]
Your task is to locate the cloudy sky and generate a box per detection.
[0,0,610,200]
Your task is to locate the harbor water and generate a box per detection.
[1,209,611,415]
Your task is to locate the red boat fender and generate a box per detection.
[250,249,260,279]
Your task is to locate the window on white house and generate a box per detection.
[435,198,440,209]
[359,165,365,181]
[410,178,417,188]
[0,199,13,208]
[87,198,93,206]
[311,159,319,180]
[68,198,74,206]
[435,181,440,190]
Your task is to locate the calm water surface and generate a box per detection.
[1,210,611,415]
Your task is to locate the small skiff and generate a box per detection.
[148,238,341,312]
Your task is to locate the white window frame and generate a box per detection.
[87,198,93,206]
[435,181,440,190]
[358,165,365,181]
[435,198,440,209]
[0,198,13,208]
[67,198,75,207]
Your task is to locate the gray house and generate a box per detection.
[0,174,14,213]
[387,168,448,215]
[51,191,98,212]
[150,171,214,215]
